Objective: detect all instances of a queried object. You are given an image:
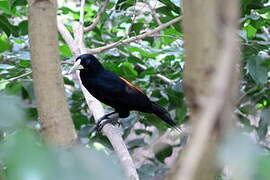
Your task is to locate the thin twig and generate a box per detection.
[0,71,32,83]
[148,34,179,39]
[86,16,182,54]
[84,0,110,32]
[146,1,161,25]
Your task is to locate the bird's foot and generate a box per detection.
[96,117,121,132]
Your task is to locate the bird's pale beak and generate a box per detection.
[69,59,83,74]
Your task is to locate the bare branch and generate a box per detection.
[57,20,78,55]
[146,2,162,25]
[76,74,139,180]
[86,16,182,54]
[79,0,86,24]
[84,0,110,32]
[0,71,32,83]
[73,22,86,54]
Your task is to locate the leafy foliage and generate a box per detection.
[0,0,270,179]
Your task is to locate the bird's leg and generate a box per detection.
[96,111,120,132]
[96,111,117,123]
[97,116,120,132]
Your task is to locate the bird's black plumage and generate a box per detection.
[74,54,181,132]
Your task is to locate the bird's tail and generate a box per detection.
[151,102,182,134]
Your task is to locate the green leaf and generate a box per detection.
[243,24,257,39]
[8,0,16,9]
[154,143,173,163]
[138,164,157,180]
[135,129,153,136]
[0,94,26,128]
[72,112,89,129]
[5,81,23,95]
[122,61,138,76]
[59,44,72,57]
[19,59,30,68]
[127,138,146,149]
[156,6,174,17]
[0,1,12,15]
[116,0,134,10]
[247,56,268,85]
[18,20,28,35]
[257,108,270,140]
[158,0,180,14]
[12,0,27,7]
[0,15,19,37]
[64,77,75,86]
[0,33,12,53]
[1,130,54,180]
[130,23,144,35]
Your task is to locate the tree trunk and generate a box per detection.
[166,0,240,179]
[28,0,77,145]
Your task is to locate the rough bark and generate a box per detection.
[28,0,77,145]
[166,0,240,179]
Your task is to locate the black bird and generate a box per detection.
[70,54,181,133]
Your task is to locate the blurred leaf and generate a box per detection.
[255,155,270,180]
[158,0,180,14]
[122,61,138,77]
[0,94,26,128]
[18,20,28,35]
[116,0,134,10]
[0,33,12,53]
[0,1,12,15]
[243,24,257,39]
[72,112,89,129]
[247,56,268,85]
[257,108,270,140]
[138,163,168,180]
[154,143,173,163]
[1,130,52,180]
[135,129,153,136]
[19,59,30,68]
[64,77,74,86]
[0,64,14,69]
[127,138,146,149]
[5,81,24,95]
[130,23,144,35]
[0,15,19,37]
[60,44,72,57]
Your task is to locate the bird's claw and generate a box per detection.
[96,117,120,132]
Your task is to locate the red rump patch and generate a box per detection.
[120,77,144,93]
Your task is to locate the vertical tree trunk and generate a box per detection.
[166,0,239,179]
[28,0,77,145]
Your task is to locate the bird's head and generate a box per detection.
[69,54,103,73]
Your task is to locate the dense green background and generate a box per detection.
[0,0,270,179]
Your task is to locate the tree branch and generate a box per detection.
[146,2,162,25]
[84,0,110,32]
[57,1,139,179]
[167,0,239,179]
[57,20,78,55]
[0,71,32,83]
[79,0,86,24]
[86,16,182,54]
